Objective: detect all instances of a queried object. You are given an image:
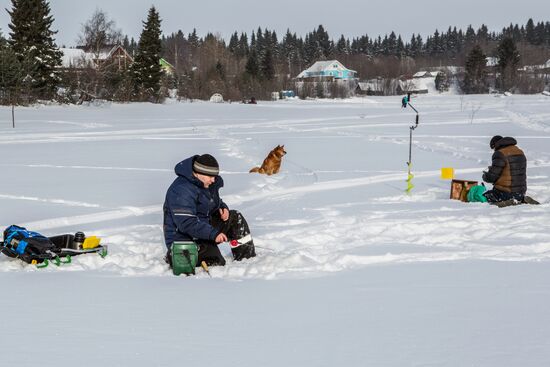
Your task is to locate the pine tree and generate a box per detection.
[463,45,488,94]
[336,35,348,54]
[188,28,199,48]
[237,32,249,58]
[7,0,62,100]
[434,72,449,92]
[131,6,163,102]
[525,18,536,44]
[228,32,239,54]
[477,24,489,43]
[387,31,397,55]
[496,37,520,92]
[260,48,274,80]
[315,25,333,58]
[0,31,23,104]
[245,49,259,78]
[396,35,405,57]
[534,22,545,46]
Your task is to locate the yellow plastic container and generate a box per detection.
[82,236,101,249]
[441,167,454,180]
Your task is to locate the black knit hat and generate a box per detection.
[193,154,219,176]
[489,135,502,149]
[490,135,503,149]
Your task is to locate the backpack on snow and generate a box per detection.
[1,225,58,264]
[467,185,488,203]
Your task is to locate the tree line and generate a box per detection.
[1,0,549,105]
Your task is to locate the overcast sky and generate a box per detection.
[1,0,549,46]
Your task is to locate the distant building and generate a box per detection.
[296,60,357,81]
[413,71,442,78]
[397,78,432,94]
[395,70,445,94]
[160,58,175,75]
[59,45,134,70]
[356,79,396,96]
[486,57,499,68]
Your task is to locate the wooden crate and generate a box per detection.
[450,179,478,202]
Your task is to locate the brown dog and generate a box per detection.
[249,145,287,175]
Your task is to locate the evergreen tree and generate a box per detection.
[387,31,397,55]
[131,6,163,101]
[0,31,23,104]
[434,72,449,92]
[525,18,536,44]
[255,27,265,65]
[534,21,545,45]
[496,37,520,92]
[123,35,130,50]
[228,32,239,54]
[237,32,249,58]
[396,35,405,57]
[245,48,259,78]
[260,48,275,80]
[463,45,488,94]
[270,30,279,60]
[336,35,348,54]
[188,28,200,48]
[250,31,256,52]
[465,25,476,44]
[7,0,62,100]
[477,24,489,43]
[315,25,333,58]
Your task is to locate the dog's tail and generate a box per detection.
[249,167,262,173]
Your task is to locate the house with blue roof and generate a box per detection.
[296,60,357,81]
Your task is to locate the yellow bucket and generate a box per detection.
[441,167,454,180]
[82,236,101,249]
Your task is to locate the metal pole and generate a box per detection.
[12,105,15,128]
[408,126,413,166]
[404,96,419,194]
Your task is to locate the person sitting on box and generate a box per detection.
[482,135,536,205]
[163,154,256,267]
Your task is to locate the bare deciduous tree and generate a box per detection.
[78,9,122,59]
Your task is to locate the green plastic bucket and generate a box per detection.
[171,242,198,276]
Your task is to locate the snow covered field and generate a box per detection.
[1,94,550,366]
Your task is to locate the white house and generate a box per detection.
[60,48,95,68]
[296,60,357,80]
[413,71,441,78]
[486,57,499,67]
[59,45,133,70]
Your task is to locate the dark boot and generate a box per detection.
[196,241,226,266]
[164,248,172,268]
[523,196,540,205]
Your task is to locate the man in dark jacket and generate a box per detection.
[482,135,527,204]
[163,154,256,267]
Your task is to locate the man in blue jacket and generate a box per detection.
[163,154,256,267]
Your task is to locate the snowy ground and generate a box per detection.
[1,94,550,366]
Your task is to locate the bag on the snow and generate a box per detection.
[467,185,488,203]
[171,242,198,276]
[450,179,478,202]
[1,225,57,264]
